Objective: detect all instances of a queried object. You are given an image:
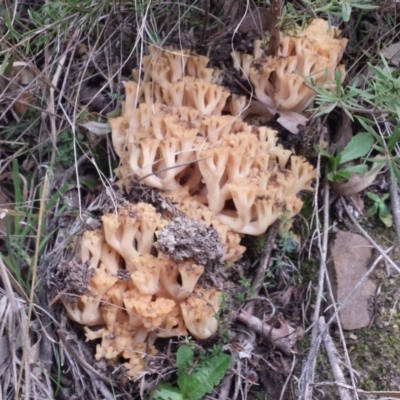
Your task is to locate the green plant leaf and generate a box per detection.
[367,192,380,203]
[367,203,378,217]
[388,125,400,151]
[176,345,194,372]
[178,353,231,400]
[340,164,369,176]
[341,2,352,22]
[339,132,374,164]
[379,213,393,228]
[153,382,183,400]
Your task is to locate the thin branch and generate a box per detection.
[341,197,400,274]
[319,317,353,400]
[389,172,400,248]
[266,0,282,57]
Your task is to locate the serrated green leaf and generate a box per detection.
[176,345,194,372]
[179,353,231,400]
[153,382,183,400]
[339,132,374,164]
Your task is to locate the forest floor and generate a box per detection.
[1,1,400,399]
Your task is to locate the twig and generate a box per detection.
[279,355,297,400]
[58,330,113,385]
[237,310,296,356]
[319,317,353,400]
[246,219,280,314]
[201,0,210,46]
[218,372,234,400]
[298,176,330,400]
[266,0,282,57]
[341,197,400,274]
[389,172,400,248]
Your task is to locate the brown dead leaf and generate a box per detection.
[331,157,385,196]
[248,99,308,134]
[349,193,364,213]
[381,43,400,67]
[331,109,353,154]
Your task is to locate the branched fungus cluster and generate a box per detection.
[232,18,348,113]
[60,27,340,377]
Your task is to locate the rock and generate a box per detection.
[328,230,376,330]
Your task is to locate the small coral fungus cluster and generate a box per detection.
[63,202,222,377]
[232,18,348,114]
[60,20,345,378]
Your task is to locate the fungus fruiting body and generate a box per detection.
[63,34,319,378]
[232,18,347,116]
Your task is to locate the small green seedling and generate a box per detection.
[366,192,392,228]
[319,131,374,182]
[153,345,231,400]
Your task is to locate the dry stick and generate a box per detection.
[228,218,279,399]
[246,219,280,314]
[319,317,353,400]
[298,176,330,400]
[237,311,295,356]
[266,0,282,57]
[341,197,400,274]
[218,372,234,400]
[279,355,297,400]
[389,172,400,248]
[58,330,113,386]
[201,0,210,45]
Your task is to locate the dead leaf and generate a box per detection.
[381,44,400,67]
[248,99,308,134]
[80,121,112,136]
[277,110,308,134]
[349,193,364,213]
[331,157,385,196]
[3,61,40,115]
[331,109,353,154]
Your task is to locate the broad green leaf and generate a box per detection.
[379,213,393,228]
[334,169,353,181]
[153,383,183,400]
[339,164,369,176]
[327,171,336,181]
[367,204,379,217]
[367,192,381,203]
[179,353,231,400]
[176,345,194,372]
[378,203,390,218]
[339,132,374,164]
